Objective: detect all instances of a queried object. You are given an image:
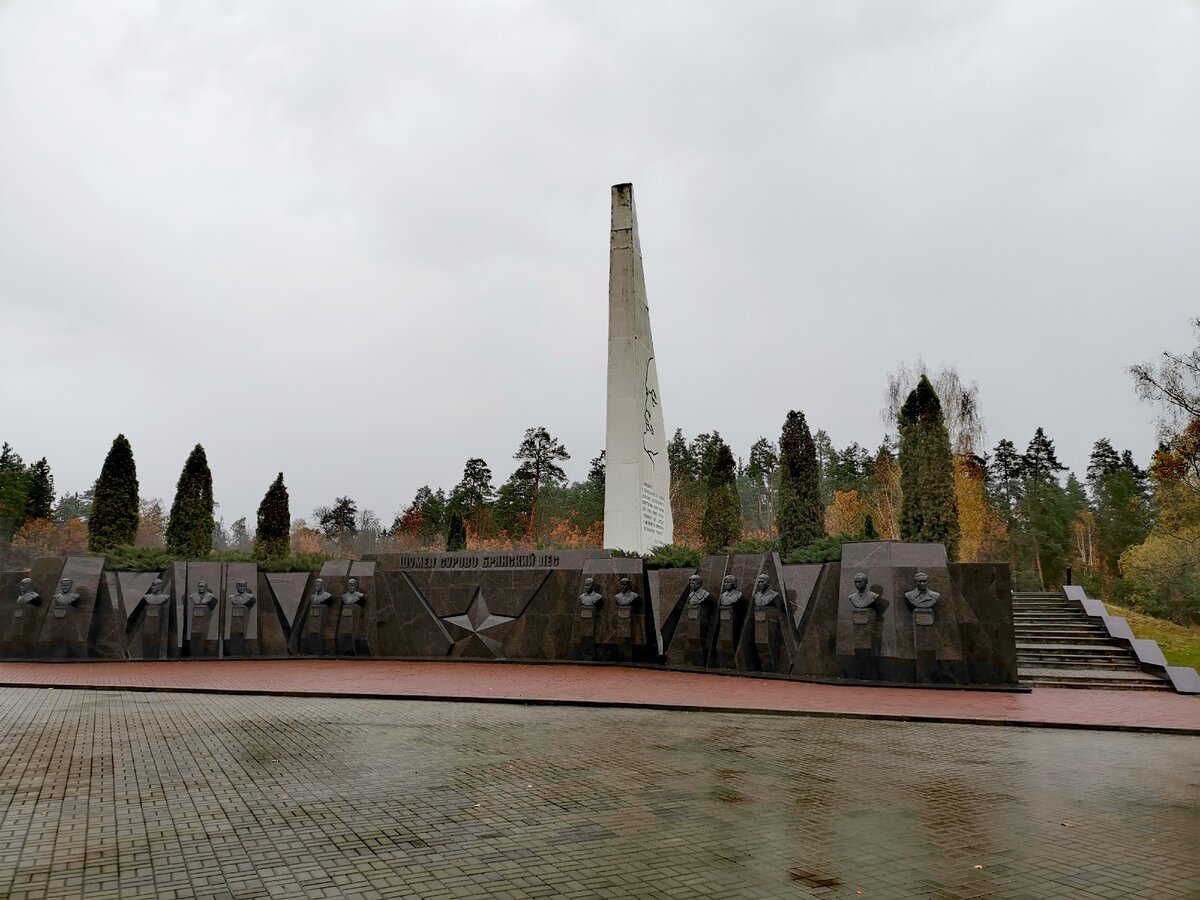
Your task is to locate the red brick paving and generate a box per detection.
[1,659,1197,733]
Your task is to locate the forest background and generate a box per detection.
[3,319,1197,627]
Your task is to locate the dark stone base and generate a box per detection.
[0,547,1019,687]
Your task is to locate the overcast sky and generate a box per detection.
[1,1,1197,529]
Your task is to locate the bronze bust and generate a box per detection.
[614,577,639,608]
[189,580,217,615]
[848,573,880,610]
[341,577,365,608]
[752,573,780,608]
[229,579,256,611]
[904,573,940,610]
[142,578,171,618]
[685,574,710,608]
[578,577,603,609]
[51,578,80,617]
[309,578,332,609]
[718,575,742,609]
[16,577,39,608]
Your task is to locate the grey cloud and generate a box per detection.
[1,0,1196,525]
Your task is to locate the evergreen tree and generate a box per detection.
[450,459,495,511]
[166,444,214,557]
[744,438,779,531]
[690,432,725,485]
[776,411,824,554]
[667,428,705,537]
[393,486,448,543]
[1023,427,1067,480]
[827,442,872,495]
[988,439,1025,510]
[1012,428,1073,588]
[897,375,960,557]
[229,517,252,551]
[1087,443,1151,578]
[700,441,742,551]
[812,429,836,505]
[494,469,536,536]
[54,488,93,524]
[445,508,467,551]
[667,429,697,496]
[211,517,230,551]
[255,472,290,559]
[573,451,606,530]
[25,458,54,521]
[422,489,447,541]
[512,426,569,537]
[587,451,606,484]
[0,443,22,471]
[89,434,140,551]
[0,442,30,539]
[316,497,358,542]
[1086,438,1122,484]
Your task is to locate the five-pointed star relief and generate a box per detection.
[441,588,514,656]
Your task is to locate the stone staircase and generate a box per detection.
[1013,591,1171,691]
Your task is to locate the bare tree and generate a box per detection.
[1130,316,1200,435]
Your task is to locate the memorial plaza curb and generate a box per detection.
[1,659,1197,736]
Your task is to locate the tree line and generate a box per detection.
[3,318,1196,623]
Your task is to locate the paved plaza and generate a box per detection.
[0,687,1195,899]
[2,660,1198,733]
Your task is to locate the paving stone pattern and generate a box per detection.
[0,689,1196,899]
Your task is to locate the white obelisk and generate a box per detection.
[603,183,673,552]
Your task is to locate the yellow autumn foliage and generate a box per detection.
[825,490,869,537]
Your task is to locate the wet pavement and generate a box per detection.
[0,688,1195,899]
[2,659,1197,733]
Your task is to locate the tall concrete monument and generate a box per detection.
[603,183,673,552]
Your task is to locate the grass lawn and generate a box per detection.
[1103,603,1200,670]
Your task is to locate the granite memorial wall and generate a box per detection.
[0,542,1018,685]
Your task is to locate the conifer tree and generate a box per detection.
[445,508,467,551]
[512,426,569,537]
[0,442,30,539]
[450,458,495,512]
[26,458,55,521]
[898,375,960,557]
[776,410,824,554]
[166,444,214,557]
[88,435,140,551]
[700,441,742,551]
[255,473,290,559]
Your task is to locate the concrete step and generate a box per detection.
[1017,642,1136,657]
[1017,644,1134,656]
[1014,611,1087,616]
[1014,634,1115,646]
[1013,611,1073,617]
[1021,677,1171,691]
[1017,666,1169,689]
[1017,628,1108,643]
[1017,657,1141,670]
